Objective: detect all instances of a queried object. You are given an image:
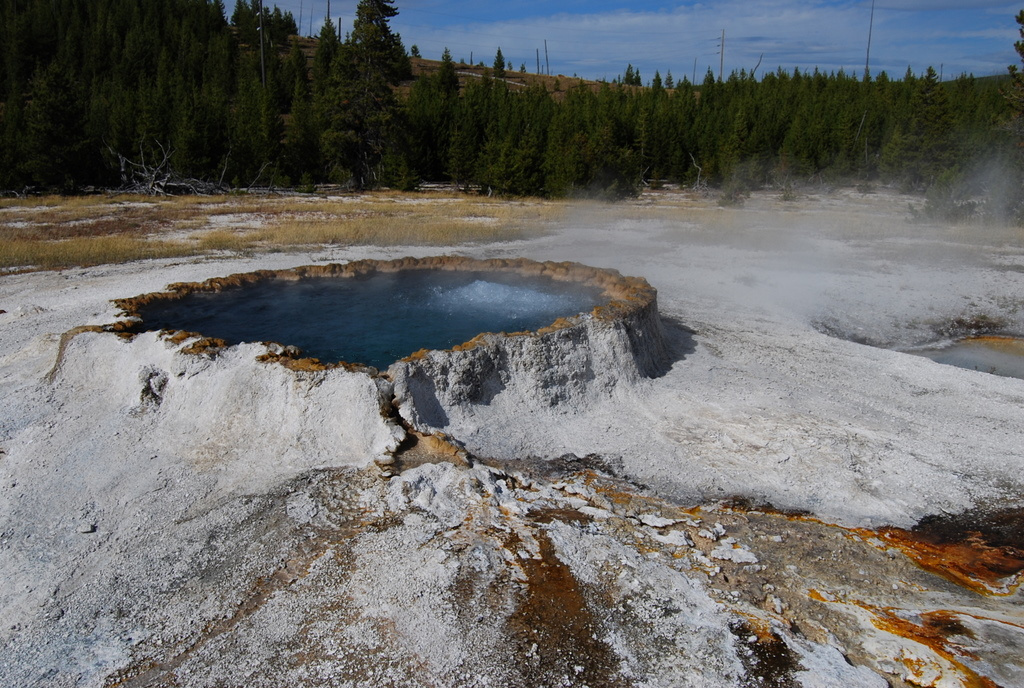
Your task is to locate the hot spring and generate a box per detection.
[79,256,667,468]
[815,319,1024,381]
[129,268,603,370]
[907,336,1024,380]
[114,257,665,375]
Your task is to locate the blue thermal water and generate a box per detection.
[137,271,604,369]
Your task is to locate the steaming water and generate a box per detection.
[137,271,604,369]
[910,336,1024,380]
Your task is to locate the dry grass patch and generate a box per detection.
[0,236,190,270]
[0,194,149,219]
[265,194,564,221]
[0,191,566,270]
[195,229,256,252]
[252,212,544,246]
[0,195,125,211]
[240,194,566,247]
[1,195,212,238]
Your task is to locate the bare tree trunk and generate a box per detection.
[109,142,229,195]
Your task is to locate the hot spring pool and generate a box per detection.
[909,336,1024,381]
[129,265,605,369]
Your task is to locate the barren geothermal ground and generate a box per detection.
[1,187,1023,688]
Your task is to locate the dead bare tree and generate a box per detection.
[110,141,228,195]
[689,152,708,195]
[750,53,763,79]
[245,161,272,192]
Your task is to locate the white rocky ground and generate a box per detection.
[1,188,1022,687]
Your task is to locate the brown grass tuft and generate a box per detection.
[0,236,188,270]
[0,191,567,270]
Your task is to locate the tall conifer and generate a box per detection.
[1008,10,1024,142]
[320,0,409,188]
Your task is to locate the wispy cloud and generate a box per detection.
[277,0,1020,80]
[873,0,1015,10]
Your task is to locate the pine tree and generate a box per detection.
[0,91,27,189]
[0,0,1014,196]
[881,66,955,188]
[284,79,320,182]
[1008,10,1024,142]
[437,47,459,95]
[493,47,506,80]
[267,6,298,47]
[230,0,258,46]
[172,80,230,179]
[404,47,460,181]
[448,76,492,188]
[311,20,341,99]
[282,37,308,111]
[229,66,271,185]
[24,61,92,191]
[320,0,409,188]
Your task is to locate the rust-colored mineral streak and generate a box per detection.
[858,603,1002,688]
[724,501,1024,597]
[866,509,1024,596]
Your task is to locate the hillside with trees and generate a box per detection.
[0,0,1021,220]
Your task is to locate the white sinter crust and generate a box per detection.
[1,189,1022,687]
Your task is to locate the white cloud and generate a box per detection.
[278,0,1019,79]
[873,0,1014,10]
[399,1,871,77]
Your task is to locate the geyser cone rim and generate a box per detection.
[111,256,660,371]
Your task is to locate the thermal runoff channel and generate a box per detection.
[136,271,605,369]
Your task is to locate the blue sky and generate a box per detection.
[273,0,1021,82]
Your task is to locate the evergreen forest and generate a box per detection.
[2,0,1023,220]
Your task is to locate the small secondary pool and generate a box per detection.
[135,270,605,369]
[909,336,1024,380]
